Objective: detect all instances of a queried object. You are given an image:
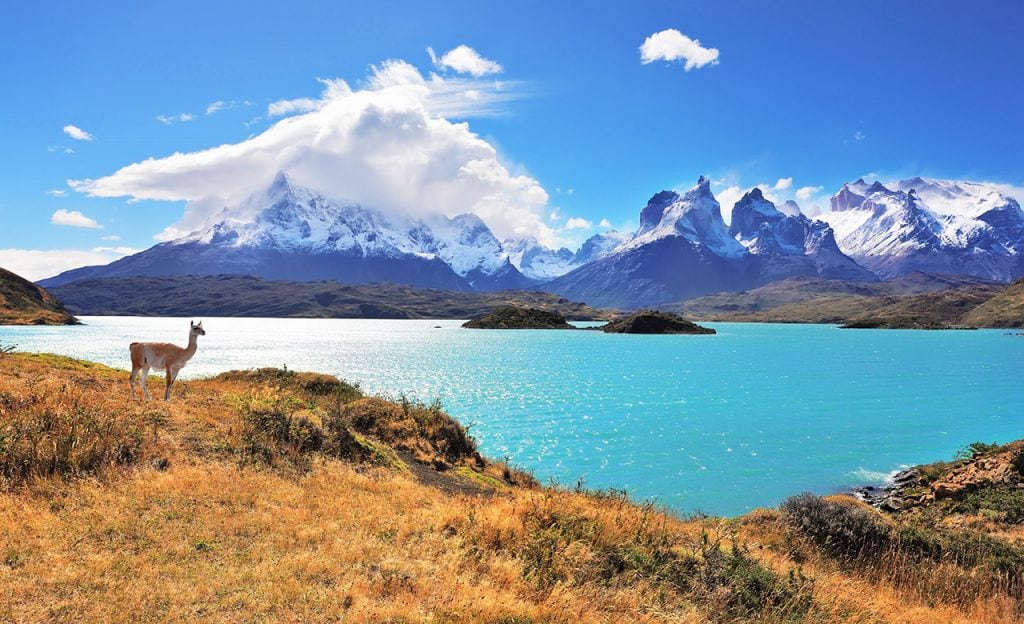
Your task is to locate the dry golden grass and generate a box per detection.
[2,352,1023,623]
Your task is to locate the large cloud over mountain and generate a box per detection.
[71,60,556,245]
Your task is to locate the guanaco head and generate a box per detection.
[191,320,206,336]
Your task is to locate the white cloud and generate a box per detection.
[795,185,823,200]
[267,97,319,117]
[774,177,793,190]
[206,101,225,115]
[156,113,195,125]
[51,209,102,229]
[45,189,67,197]
[63,124,93,141]
[565,217,592,230]
[48,145,75,154]
[429,44,503,76]
[71,60,556,245]
[599,218,613,229]
[101,234,121,241]
[640,28,720,71]
[0,248,133,281]
[91,246,141,255]
[853,130,866,142]
[714,186,744,224]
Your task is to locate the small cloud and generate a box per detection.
[156,113,195,125]
[599,218,613,229]
[774,177,793,190]
[51,209,102,229]
[91,246,140,255]
[429,44,503,77]
[206,101,225,115]
[63,124,94,141]
[45,189,67,197]
[853,130,866,142]
[101,234,121,241]
[640,28,720,71]
[795,185,823,200]
[48,145,75,154]
[267,97,319,117]
[565,217,593,230]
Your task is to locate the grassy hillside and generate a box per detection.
[48,275,612,320]
[678,273,1019,328]
[0,267,77,325]
[3,353,1024,622]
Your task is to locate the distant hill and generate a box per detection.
[0,267,77,325]
[47,275,612,320]
[677,272,1017,327]
[961,278,1024,327]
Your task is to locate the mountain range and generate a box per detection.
[40,172,1024,309]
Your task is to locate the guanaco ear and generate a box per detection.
[190,320,195,328]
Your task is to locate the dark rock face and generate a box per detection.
[601,310,715,334]
[462,306,574,329]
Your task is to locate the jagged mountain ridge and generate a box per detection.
[820,177,1024,280]
[545,177,873,308]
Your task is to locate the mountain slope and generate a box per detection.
[730,188,876,283]
[41,173,532,292]
[547,178,759,308]
[0,267,77,325]
[821,178,1024,281]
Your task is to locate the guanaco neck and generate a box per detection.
[184,331,199,360]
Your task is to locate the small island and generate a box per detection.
[601,310,716,334]
[462,306,576,329]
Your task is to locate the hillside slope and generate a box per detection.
[0,267,77,325]
[961,278,1024,327]
[3,353,1024,622]
[48,275,612,320]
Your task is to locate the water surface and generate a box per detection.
[2,317,1021,516]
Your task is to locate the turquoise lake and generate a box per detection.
[2,317,1021,516]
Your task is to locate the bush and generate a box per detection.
[956,441,1001,460]
[323,397,479,468]
[779,493,891,562]
[236,390,324,467]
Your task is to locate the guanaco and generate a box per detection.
[129,320,205,401]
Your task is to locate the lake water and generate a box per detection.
[2,317,1022,516]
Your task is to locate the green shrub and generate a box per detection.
[779,494,891,562]
[956,441,1001,460]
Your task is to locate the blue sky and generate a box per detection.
[2,0,1022,279]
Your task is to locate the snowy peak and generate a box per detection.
[638,190,680,234]
[729,188,784,240]
[821,177,1024,280]
[625,177,744,257]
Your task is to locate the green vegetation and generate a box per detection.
[463,306,576,329]
[601,310,716,334]
[0,267,78,325]
[48,274,612,320]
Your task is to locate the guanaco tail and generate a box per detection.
[129,320,205,401]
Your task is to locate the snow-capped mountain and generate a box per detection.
[820,177,1024,280]
[41,173,531,291]
[546,177,761,308]
[730,188,876,284]
[504,230,628,281]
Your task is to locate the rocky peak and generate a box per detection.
[638,190,679,234]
